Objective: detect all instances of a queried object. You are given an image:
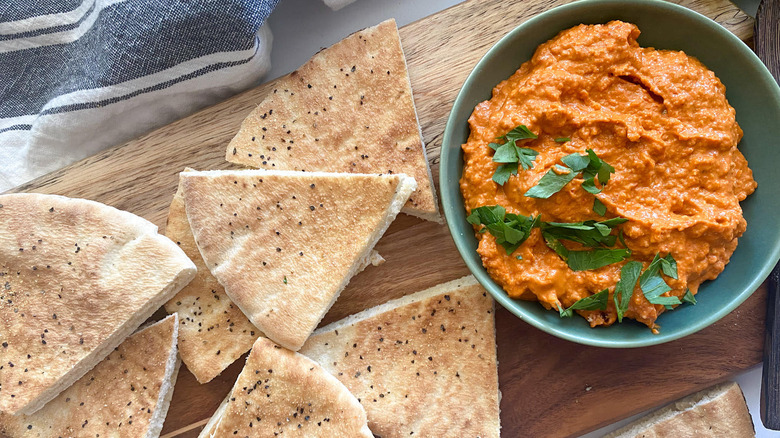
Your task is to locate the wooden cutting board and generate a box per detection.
[8,0,763,436]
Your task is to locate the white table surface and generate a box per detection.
[265,0,778,436]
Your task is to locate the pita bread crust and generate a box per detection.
[605,381,756,438]
[164,181,259,384]
[0,194,195,416]
[0,314,180,438]
[180,169,415,351]
[205,337,373,437]
[225,19,439,222]
[300,276,500,438]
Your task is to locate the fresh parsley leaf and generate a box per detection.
[580,149,615,195]
[593,198,607,216]
[566,248,630,271]
[660,254,678,279]
[597,159,615,185]
[527,212,542,231]
[617,229,627,248]
[580,178,599,195]
[470,206,630,271]
[543,233,569,260]
[492,142,520,163]
[614,261,643,322]
[505,125,538,141]
[600,217,628,227]
[555,137,571,143]
[526,149,615,198]
[283,276,288,284]
[466,205,538,255]
[541,218,629,271]
[593,222,611,237]
[545,222,597,231]
[466,205,506,226]
[524,165,576,198]
[492,163,518,185]
[486,221,525,251]
[561,153,590,172]
[541,218,627,248]
[641,275,673,302]
[641,254,662,277]
[559,289,609,318]
[644,287,681,306]
[490,125,539,185]
[516,147,540,170]
[682,288,697,305]
[639,253,682,306]
[525,149,615,199]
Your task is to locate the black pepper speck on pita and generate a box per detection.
[225,19,439,222]
[198,337,372,438]
[300,276,500,438]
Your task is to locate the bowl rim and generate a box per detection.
[440,0,780,348]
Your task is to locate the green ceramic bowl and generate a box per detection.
[440,0,780,347]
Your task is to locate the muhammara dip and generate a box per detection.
[460,21,756,330]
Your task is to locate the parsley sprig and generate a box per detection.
[593,198,607,216]
[466,205,540,255]
[525,149,614,199]
[540,218,630,271]
[490,125,539,185]
[563,253,695,321]
[639,253,681,307]
[466,205,629,271]
[613,261,643,322]
[612,253,692,321]
[559,289,609,317]
[467,205,694,321]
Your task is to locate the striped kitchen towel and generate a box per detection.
[0,0,279,192]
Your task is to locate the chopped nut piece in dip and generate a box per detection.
[460,21,756,330]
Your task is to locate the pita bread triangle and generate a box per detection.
[199,337,373,438]
[0,314,180,438]
[164,171,386,383]
[0,193,195,416]
[225,19,439,222]
[163,179,260,384]
[299,275,501,438]
[179,169,416,351]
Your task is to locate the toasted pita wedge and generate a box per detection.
[164,173,385,383]
[164,181,260,384]
[198,337,373,438]
[180,169,415,351]
[0,314,180,438]
[300,276,500,438]
[225,19,439,222]
[0,194,195,416]
[605,381,755,438]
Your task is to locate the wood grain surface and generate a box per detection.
[756,0,780,82]
[7,0,763,437]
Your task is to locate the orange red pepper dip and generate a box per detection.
[460,21,756,330]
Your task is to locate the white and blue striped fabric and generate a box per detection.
[0,0,279,192]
